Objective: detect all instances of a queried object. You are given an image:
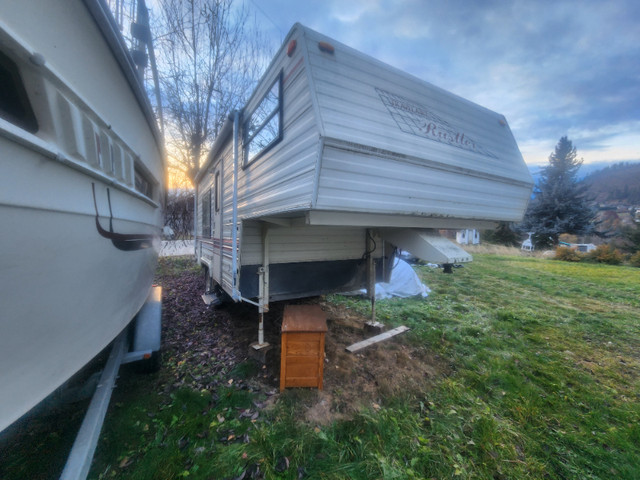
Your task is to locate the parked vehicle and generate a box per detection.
[195,23,533,344]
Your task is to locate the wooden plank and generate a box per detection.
[285,332,322,343]
[285,355,319,365]
[318,330,325,390]
[345,326,410,353]
[286,341,321,356]
[279,332,288,392]
[287,363,320,378]
[284,377,321,388]
[282,305,327,332]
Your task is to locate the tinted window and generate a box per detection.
[0,51,38,133]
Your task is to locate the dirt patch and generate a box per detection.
[311,301,443,424]
[160,260,446,426]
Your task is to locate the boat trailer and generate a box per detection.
[59,286,162,480]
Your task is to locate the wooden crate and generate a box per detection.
[280,305,327,391]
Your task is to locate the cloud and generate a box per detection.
[328,0,380,23]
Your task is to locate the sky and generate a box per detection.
[245,0,639,167]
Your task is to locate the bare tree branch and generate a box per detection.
[155,0,269,186]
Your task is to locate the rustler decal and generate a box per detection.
[91,183,155,251]
[375,87,497,159]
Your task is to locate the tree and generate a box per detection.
[155,0,269,185]
[621,224,640,253]
[520,136,596,248]
[164,189,194,239]
[483,221,520,247]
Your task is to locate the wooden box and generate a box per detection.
[280,305,327,391]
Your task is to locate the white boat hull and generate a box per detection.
[0,0,164,432]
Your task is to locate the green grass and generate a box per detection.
[90,254,640,479]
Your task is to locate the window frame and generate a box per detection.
[134,164,154,199]
[214,171,221,213]
[0,50,38,133]
[243,71,283,168]
[201,188,212,237]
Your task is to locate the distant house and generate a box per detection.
[559,241,596,253]
[574,243,596,253]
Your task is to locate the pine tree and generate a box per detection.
[483,221,520,246]
[521,136,596,248]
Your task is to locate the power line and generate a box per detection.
[247,0,285,40]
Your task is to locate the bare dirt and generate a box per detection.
[161,259,445,426]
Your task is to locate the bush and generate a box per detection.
[555,246,583,262]
[587,244,624,265]
[630,251,640,268]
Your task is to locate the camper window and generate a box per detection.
[0,51,38,133]
[202,189,212,237]
[244,73,282,165]
[214,172,221,212]
[134,164,153,198]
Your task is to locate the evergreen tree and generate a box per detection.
[483,221,520,246]
[622,225,640,253]
[520,136,596,248]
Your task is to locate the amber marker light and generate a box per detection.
[318,41,335,54]
[287,39,297,56]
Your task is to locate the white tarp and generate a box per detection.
[350,259,430,300]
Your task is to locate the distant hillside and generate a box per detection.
[528,160,640,186]
[581,162,640,204]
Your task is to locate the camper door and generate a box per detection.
[211,166,222,281]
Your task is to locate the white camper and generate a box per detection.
[195,23,533,345]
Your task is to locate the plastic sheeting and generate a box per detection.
[350,259,430,300]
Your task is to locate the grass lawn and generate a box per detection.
[88,254,640,479]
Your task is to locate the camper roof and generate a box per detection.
[199,22,532,194]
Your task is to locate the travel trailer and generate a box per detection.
[0,0,165,432]
[195,23,533,347]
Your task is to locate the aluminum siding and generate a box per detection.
[240,220,381,266]
[235,30,320,221]
[316,145,531,222]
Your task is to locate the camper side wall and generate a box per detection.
[234,31,320,221]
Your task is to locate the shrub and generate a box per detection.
[555,246,583,262]
[587,244,623,265]
[630,251,640,268]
